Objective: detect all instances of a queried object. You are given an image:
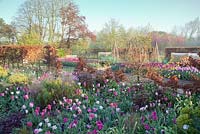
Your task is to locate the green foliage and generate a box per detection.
[8,73,29,84]
[176,105,200,133]
[93,19,127,50]
[62,62,77,67]
[72,39,90,55]
[136,107,177,133]
[35,78,77,107]
[18,32,42,45]
[99,55,116,66]
[128,34,152,48]
[43,78,62,91]
[56,48,66,57]
[111,64,120,71]
[0,18,15,44]
[12,126,31,134]
[0,66,8,78]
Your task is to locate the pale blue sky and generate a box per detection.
[0,0,199,32]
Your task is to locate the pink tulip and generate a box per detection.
[11,95,14,100]
[63,117,68,123]
[23,94,29,100]
[47,104,51,110]
[34,129,39,134]
[151,111,158,121]
[0,93,4,96]
[96,120,103,130]
[35,107,40,115]
[89,113,95,120]
[110,102,118,108]
[29,102,34,108]
[65,99,72,105]
[45,131,51,134]
[113,91,118,96]
[97,83,100,87]
[87,108,92,113]
[27,121,33,127]
[87,129,98,134]
[68,119,78,128]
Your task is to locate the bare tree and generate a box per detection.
[13,0,69,44]
[60,1,95,49]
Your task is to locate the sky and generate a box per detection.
[0,0,200,32]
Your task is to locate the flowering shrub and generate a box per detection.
[161,66,200,80]
[35,78,78,107]
[8,73,29,84]
[0,66,8,78]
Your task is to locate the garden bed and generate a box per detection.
[0,57,200,133]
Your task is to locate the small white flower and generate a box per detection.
[183,124,189,130]
[188,91,191,95]
[22,105,26,109]
[47,123,51,127]
[166,110,169,114]
[177,94,180,97]
[78,82,81,86]
[82,105,86,109]
[39,122,43,127]
[73,114,77,118]
[96,101,100,104]
[116,108,120,112]
[25,110,28,114]
[77,101,81,105]
[108,89,112,92]
[139,107,146,111]
[44,118,49,123]
[38,128,43,132]
[59,101,63,105]
[16,91,20,94]
[161,129,165,133]
[93,88,95,91]
[122,83,125,86]
[75,99,79,102]
[99,106,103,110]
[139,107,144,111]
[15,96,18,99]
[11,92,14,95]
[155,92,158,96]
[81,94,85,97]
[52,125,57,130]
